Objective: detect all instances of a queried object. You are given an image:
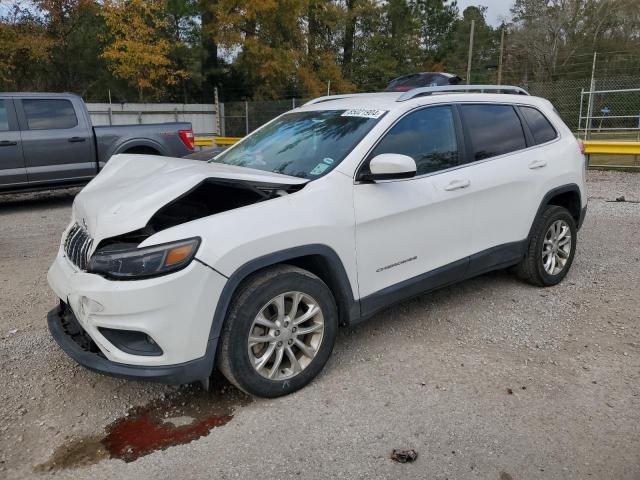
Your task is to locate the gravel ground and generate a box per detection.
[0,171,639,480]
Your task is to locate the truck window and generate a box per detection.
[0,100,9,131]
[460,104,527,161]
[22,99,78,130]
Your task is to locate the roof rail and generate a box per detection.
[303,93,375,106]
[396,84,529,102]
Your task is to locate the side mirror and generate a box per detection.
[360,153,417,182]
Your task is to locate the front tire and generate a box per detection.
[516,205,577,287]
[217,265,338,397]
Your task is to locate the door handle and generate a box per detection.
[0,140,17,146]
[529,160,547,169]
[444,179,471,191]
[68,137,86,143]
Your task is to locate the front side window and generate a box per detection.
[461,104,527,161]
[520,106,557,144]
[210,110,384,179]
[0,100,10,131]
[367,105,459,175]
[22,99,78,130]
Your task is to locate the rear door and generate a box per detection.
[0,98,27,188]
[456,103,554,272]
[17,97,94,184]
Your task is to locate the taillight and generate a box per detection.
[179,129,195,150]
[578,139,588,175]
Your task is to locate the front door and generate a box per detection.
[353,105,474,315]
[0,98,27,188]
[17,97,94,185]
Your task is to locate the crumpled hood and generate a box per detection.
[73,154,308,246]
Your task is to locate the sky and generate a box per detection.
[455,0,514,26]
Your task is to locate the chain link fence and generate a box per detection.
[525,79,590,131]
[220,99,311,137]
[219,76,640,144]
[577,77,640,141]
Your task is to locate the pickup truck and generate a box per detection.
[0,92,195,193]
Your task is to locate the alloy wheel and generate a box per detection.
[541,219,572,275]
[247,291,325,380]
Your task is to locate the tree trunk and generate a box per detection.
[342,0,357,77]
[308,1,322,69]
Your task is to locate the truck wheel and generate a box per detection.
[217,265,338,397]
[516,205,577,287]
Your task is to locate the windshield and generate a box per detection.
[209,109,385,179]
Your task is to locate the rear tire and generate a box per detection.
[217,265,338,398]
[516,205,577,287]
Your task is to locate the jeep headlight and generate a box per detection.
[88,238,200,280]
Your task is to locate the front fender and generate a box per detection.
[206,244,359,342]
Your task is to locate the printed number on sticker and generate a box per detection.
[341,109,386,119]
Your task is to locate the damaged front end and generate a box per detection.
[84,179,304,279]
[66,154,308,277]
[146,177,303,234]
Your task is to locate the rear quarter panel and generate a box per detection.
[544,104,588,209]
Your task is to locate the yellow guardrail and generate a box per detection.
[194,136,242,147]
[583,141,640,155]
[194,136,640,157]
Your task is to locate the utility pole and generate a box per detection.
[497,28,505,85]
[107,89,113,126]
[214,87,221,137]
[586,52,597,139]
[466,20,475,85]
[245,100,249,136]
[327,80,331,96]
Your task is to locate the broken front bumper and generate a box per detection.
[47,303,212,383]
[46,247,227,383]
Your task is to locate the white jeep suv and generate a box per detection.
[47,85,587,397]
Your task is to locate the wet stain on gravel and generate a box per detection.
[36,382,251,471]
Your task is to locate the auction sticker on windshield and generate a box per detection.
[341,109,386,119]
[310,163,331,175]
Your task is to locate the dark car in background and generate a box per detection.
[0,92,195,193]
[385,72,461,92]
[183,146,229,161]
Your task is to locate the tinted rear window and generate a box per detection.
[385,75,424,91]
[520,106,557,144]
[461,104,527,161]
[385,74,456,91]
[23,99,78,130]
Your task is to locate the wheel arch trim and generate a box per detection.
[113,138,167,156]
[201,244,359,376]
[529,183,582,240]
